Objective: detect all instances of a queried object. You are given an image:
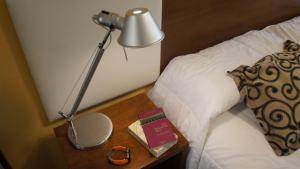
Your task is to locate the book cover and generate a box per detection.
[139,108,177,148]
[128,120,177,158]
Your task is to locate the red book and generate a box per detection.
[139,108,177,148]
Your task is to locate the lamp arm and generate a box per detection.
[61,28,113,120]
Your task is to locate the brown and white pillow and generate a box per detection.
[228,40,300,156]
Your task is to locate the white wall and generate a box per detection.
[6,0,162,121]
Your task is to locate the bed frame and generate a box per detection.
[161,0,300,71]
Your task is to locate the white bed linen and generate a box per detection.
[149,16,300,169]
[199,104,300,169]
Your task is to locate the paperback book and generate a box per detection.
[128,120,177,158]
[138,108,177,148]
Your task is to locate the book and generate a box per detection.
[139,108,177,148]
[128,120,177,158]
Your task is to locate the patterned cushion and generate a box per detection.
[228,40,300,156]
[284,40,300,52]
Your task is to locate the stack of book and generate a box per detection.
[128,108,177,157]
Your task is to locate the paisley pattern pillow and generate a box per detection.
[228,40,300,156]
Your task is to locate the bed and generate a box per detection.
[148,1,300,169]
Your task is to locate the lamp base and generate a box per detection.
[67,112,113,150]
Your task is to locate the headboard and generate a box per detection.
[161,0,300,71]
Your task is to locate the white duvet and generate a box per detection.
[149,16,300,169]
[199,104,300,169]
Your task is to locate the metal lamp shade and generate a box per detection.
[118,8,164,48]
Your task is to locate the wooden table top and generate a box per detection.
[54,93,189,169]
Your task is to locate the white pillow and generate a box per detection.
[150,16,300,121]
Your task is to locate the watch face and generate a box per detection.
[108,146,130,165]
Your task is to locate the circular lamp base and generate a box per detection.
[67,112,113,150]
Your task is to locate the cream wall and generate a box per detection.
[0,1,151,169]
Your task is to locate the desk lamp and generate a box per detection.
[58,8,164,150]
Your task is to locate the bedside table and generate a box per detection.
[54,93,189,169]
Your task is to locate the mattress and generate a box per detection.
[199,104,300,169]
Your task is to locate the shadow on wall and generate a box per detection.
[21,136,67,169]
[0,1,67,169]
[0,151,12,169]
